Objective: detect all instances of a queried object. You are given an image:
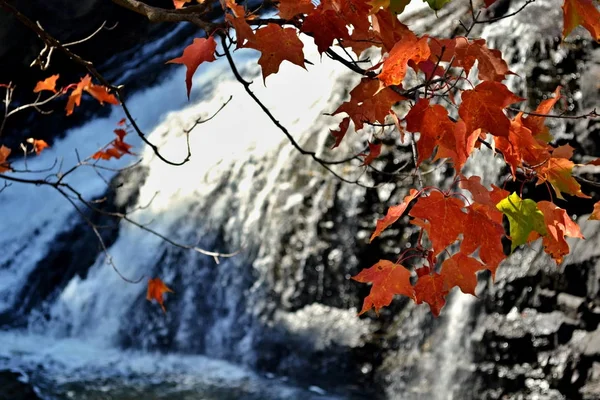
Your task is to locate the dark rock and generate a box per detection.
[557,293,586,319]
[0,370,41,400]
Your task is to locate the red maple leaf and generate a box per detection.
[409,190,467,255]
[167,36,217,99]
[429,37,512,82]
[440,252,486,295]
[370,189,420,241]
[378,35,430,87]
[458,81,524,138]
[302,7,350,53]
[414,272,447,316]
[334,78,405,130]
[245,24,306,82]
[535,201,584,264]
[352,260,415,315]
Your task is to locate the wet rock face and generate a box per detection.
[0,370,41,400]
[470,220,600,399]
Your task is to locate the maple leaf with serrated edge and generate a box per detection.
[428,37,511,82]
[0,145,11,173]
[530,201,584,264]
[302,7,349,53]
[590,201,600,220]
[378,35,430,87]
[459,175,509,208]
[147,277,174,313]
[334,78,405,130]
[167,36,217,99]
[414,272,447,316]
[459,81,524,138]
[562,0,600,42]
[535,144,590,200]
[495,115,550,177]
[34,74,59,93]
[409,190,467,255]
[244,24,306,82]
[405,99,478,171]
[370,188,420,241]
[461,203,507,278]
[440,252,486,295]
[496,192,547,252]
[352,260,414,315]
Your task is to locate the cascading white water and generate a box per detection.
[0,32,372,398]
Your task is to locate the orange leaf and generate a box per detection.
[33,74,59,93]
[535,145,590,200]
[370,188,420,242]
[277,0,315,19]
[409,190,467,255]
[495,115,550,177]
[378,35,430,87]
[244,24,306,82]
[147,277,174,313]
[167,36,217,99]
[334,78,405,130]
[429,37,512,82]
[458,81,524,138]
[26,138,50,155]
[590,201,600,220]
[536,201,584,264]
[66,75,92,116]
[440,252,486,295]
[405,99,477,171]
[414,272,447,316]
[352,260,414,315]
[562,0,600,41]
[0,145,11,173]
[85,84,119,106]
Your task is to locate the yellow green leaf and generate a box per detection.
[496,192,547,252]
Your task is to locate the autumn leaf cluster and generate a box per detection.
[2,0,600,314]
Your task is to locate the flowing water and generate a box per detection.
[0,0,577,398]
